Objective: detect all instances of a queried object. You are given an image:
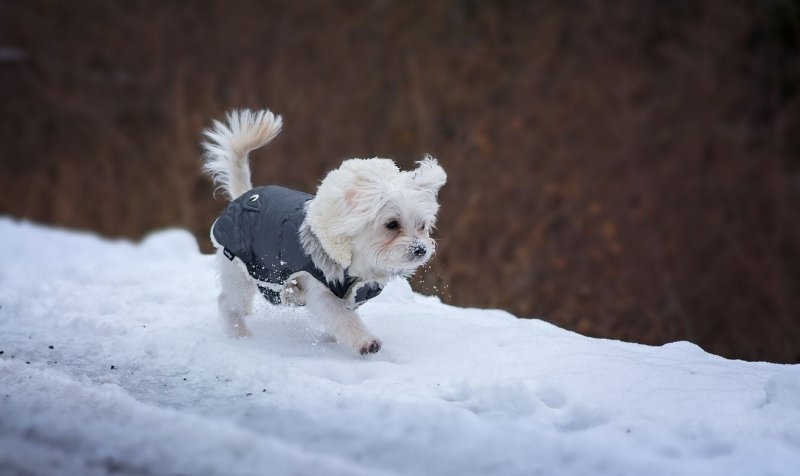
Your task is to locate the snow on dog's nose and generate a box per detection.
[411,240,427,259]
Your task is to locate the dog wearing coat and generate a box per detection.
[201,109,446,355]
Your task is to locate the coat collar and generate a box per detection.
[298,214,347,284]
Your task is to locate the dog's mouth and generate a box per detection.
[387,267,416,279]
[376,239,434,275]
[400,253,431,271]
[405,252,429,264]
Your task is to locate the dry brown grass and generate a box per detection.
[1,0,799,362]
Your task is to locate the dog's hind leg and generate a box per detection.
[215,249,257,338]
[302,276,382,355]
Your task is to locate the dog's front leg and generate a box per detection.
[303,277,382,355]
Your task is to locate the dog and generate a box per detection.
[201,109,446,355]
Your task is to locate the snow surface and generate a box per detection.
[0,217,799,476]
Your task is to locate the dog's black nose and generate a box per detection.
[412,243,427,258]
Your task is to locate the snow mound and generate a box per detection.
[0,217,798,476]
[764,366,800,410]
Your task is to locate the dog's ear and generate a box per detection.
[407,155,447,195]
[336,158,398,212]
[315,158,398,238]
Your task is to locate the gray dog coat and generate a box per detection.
[210,185,383,308]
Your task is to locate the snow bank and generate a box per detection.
[0,217,798,475]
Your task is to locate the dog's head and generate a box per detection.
[305,156,446,280]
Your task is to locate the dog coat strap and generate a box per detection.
[354,282,383,303]
[257,285,281,305]
[323,274,357,300]
[341,280,384,310]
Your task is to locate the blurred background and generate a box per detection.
[1,0,799,363]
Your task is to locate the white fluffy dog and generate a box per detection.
[201,109,446,355]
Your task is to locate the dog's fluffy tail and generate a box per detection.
[201,109,283,200]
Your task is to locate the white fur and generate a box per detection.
[201,109,446,355]
[215,248,257,338]
[202,109,282,200]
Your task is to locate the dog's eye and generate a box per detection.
[385,220,399,230]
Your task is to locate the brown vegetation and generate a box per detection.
[1,0,799,362]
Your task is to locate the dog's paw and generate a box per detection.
[280,279,307,306]
[321,333,338,343]
[358,338,382,355]
[228,323,252,339]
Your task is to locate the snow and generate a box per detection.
[0,217,798,476]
